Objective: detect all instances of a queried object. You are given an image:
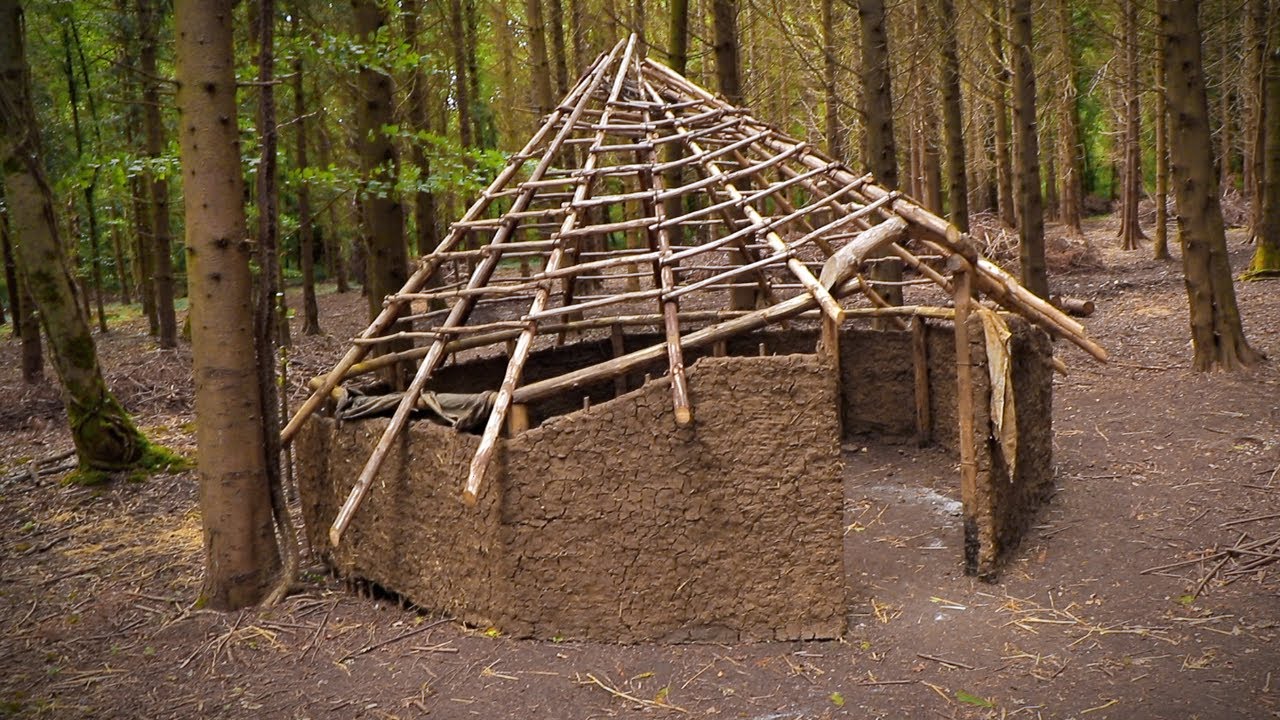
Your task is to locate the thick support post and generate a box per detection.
[949,256,979,576]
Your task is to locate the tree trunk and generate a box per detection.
[118,0,157,332]
[1247,17,1280,276]
[448,0,473,150]
[1153,0,1172,260]
[858,0,904,312]
[403,0,444,310]
[569,0,586,74]
[317,122,348,294]
[632,0,647,57]
[354,0,410,382]
[821,0,843,161]
[712,0,742,105]
[138,0,177,348]
[174,0,282,610]
[464,0,489,148]
[549,0,569,97]
[291,17,320,335]
[1218,40,1234,192]
[990,0,1015,227]
[1054,0,1082,233]
[109,203,132,304]
[526,0,554,117]
[1010,0,1047,298]
[61,23,108,333]
[1244,0,1268,243]
[670,0,690,76]
[1,0,147,469]
[1161,0,1261,370]
[938,0,967,231]
[3,206,42,382]
[1118,0,1145,250]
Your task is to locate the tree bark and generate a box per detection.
[549,0,569,97]
[1,0,147,469]
[449,0,473,149]
[858,0,904,312]
[3,205,42,382]
[403,0,444,309]
[1010,0,1048,298]
[138,0,177,348]
[526,0,554,117]
[119,0,157,333]
[174,0,282,609]
[937,0,967,231]
[990,0,1015,227]
[1161,0,1261,370]
[1244,0,1268,243]
[1153,0,1171,260]
[821,0,843,161]
[354,0,410,382]
[1053,0,1082,233]
[1247,17,1280,276]
[1118,0,1145,250]
[291,17,320,335]
[713,0,742,105]
[61,23,107,333]
[669,0,690,76]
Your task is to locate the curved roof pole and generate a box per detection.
[462,34,641,506]
[326,39,627,546]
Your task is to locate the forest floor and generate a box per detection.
[1,217,1278,720]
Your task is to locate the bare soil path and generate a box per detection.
[1,220,1277,719]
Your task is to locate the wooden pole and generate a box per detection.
[280,50,613,447]
[911,316,931,446]
[641,80,846,323]
[950,256,979,576]
[463,35,640,506]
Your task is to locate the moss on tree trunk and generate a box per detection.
[1,0,147,472]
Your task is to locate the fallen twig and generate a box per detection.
[579,672,688,714]
[338,616,453,662]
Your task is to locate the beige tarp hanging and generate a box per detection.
[976,307,1017,477]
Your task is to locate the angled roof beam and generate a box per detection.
[463,35,642,506]
[324,40,627,545]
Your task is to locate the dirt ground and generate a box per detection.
[1,218,1277,720]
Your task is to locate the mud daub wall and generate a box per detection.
[297,354,847,643]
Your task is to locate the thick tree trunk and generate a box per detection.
[174,0,282,609]
[465,0,489,148]
[1,209,18,337]
[990,0,1015,227]
[1,0,146,469]
[291,22,320,336]
[1247,20,1280,276]
[526,0,554,117]
[1161,0,1261,370]
[354,0,410,382]
[1054,0,1082,233]
[1010,0,1048,298]
[938,0,967,231]
[138,0,177,348]
[713,0,742,105]
[858,0,903,312]
[1118,0,1145,250]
